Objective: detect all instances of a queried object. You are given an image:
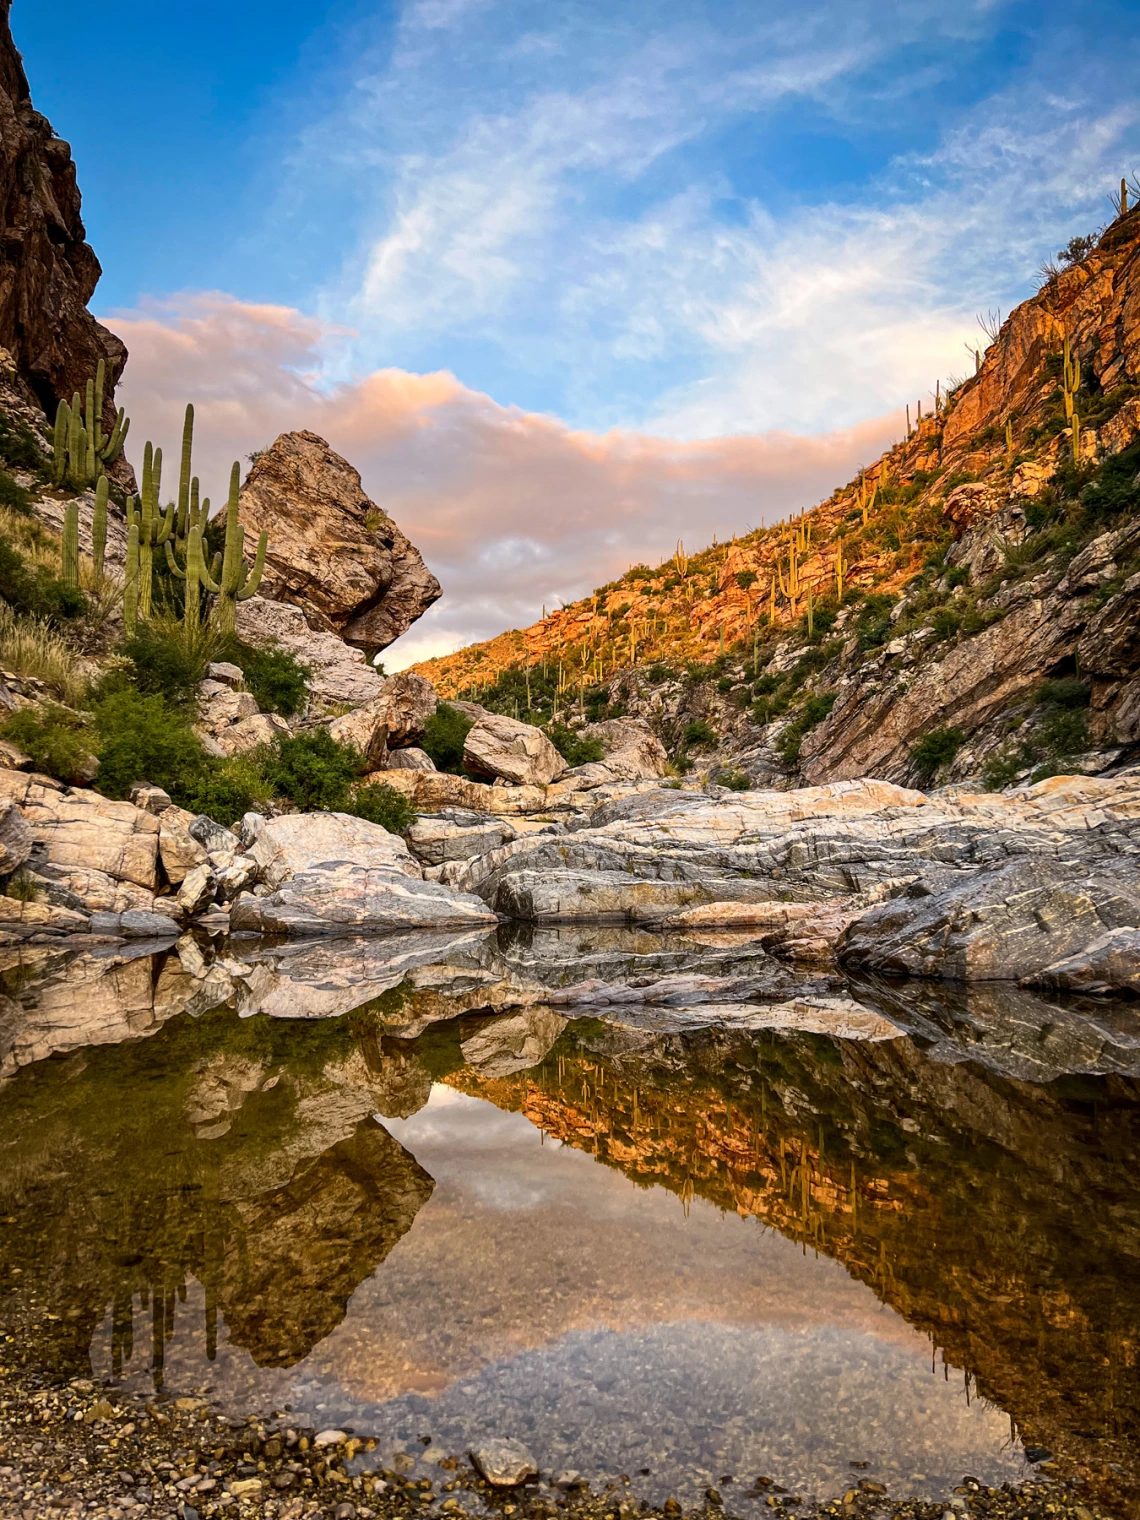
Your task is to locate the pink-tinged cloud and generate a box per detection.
[108,292,901,668]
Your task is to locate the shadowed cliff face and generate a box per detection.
[0,1,126,418]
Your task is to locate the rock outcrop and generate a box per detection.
[238,432,441,654]
[0,2,126,421]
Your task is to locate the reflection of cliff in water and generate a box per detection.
[446,1012,1140,1518]
[0,1009,433,1383]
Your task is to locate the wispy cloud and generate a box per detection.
[239,0,1139,447]
[110,293,898,668]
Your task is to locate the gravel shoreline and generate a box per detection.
[0,1351,1116,1520]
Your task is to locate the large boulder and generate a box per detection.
[0,798,32,875]
[238,431,441,652]
[1023,926,1140,997]
[464,713,566,787]
[229,864,497,936]
[582,717,668,780]
[246,811,422,890]
[0,770,159,891]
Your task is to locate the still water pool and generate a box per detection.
[0,928,1137,1514]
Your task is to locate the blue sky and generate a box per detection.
[20,0,1140,436]
[15,0,1140,662]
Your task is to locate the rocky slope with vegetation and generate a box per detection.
[415,202,1140,796]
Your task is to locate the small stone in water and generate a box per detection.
[1024,1447,1053,1464]
[315,1429,348,1447]
[470,1440,538,1487]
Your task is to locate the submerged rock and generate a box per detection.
[1024,924,1140,997]
[470,1439,538,1487]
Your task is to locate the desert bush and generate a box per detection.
[910,726,964,780]
[421,702,476,773]
[348,782,417,832]
[0,603,87,704]
[718,769,752,791]
[544,722,604,768]
[0,703,96,785]
[681,718,717,750]
[222,637,310,717]
[91,687,209,800]
[180,751,274,827]
[0,536,85,622]
[263,728,363,812]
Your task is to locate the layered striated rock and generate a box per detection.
[0,2,126,421]
[238,431,440,653]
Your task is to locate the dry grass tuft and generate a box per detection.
[0,602,88,706]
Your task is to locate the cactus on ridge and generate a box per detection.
[197,462,268,634]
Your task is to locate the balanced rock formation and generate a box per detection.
[0,2,126,420]
[238,431,441,653]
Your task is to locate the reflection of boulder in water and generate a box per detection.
[460,1007,568,1077]
[220,1116,433,1368]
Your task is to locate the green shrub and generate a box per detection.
[911,726,965,781]
[180,752,274,827]
[544,722,604,768]
[1082,440,1140,524]
[0,703,96,785]
[929,607,962,641]
[735,570,757,590]
[647,663,676,684]
[421,702,476,773]
[264,728,363,811]
[222,637,310,717]
[982,748,1024,792]
[856,593,895,651]
[944,566,970,589]
[0,538,85,622]
[1038,706,1090,758]
[91,688,209,800]
[777,692,837,764]
[120,623,208,708]
[716,676,735,693]
[718,769,752,791]
[0,471,32,514]
[0,411,45,473]
[1037,676,1090,709]
[681,718,717,750]
[347,782,417,832]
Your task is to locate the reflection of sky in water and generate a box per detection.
[91,1084,1027,1508]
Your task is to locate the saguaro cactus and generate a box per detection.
[61,501,79,589]
[50,359,129,486]
[125,442,177,620]
[1062,334,1082,463]
[124,523,140,636]
[197,462,268,634]
[92,476,109,582]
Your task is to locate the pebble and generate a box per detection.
[470,1439,539,1487]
